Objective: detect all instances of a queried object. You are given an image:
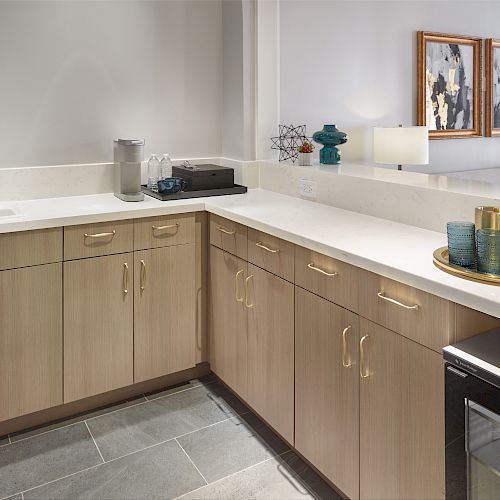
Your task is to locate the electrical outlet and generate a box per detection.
[299,179,317,198]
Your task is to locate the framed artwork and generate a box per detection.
[417,31,483,139]
[486,39,500,137]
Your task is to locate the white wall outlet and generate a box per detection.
[299,179,317,198]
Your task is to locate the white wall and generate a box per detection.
[0,0,222,168]
[280,0,500,174]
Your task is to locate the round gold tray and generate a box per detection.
[433,246,500,286]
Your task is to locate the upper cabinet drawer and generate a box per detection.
[64,220,133,260]
[295,246,358,312]
[247,228,294,282]
[358,271,454,352]
[0,228,62,270]
[209,214,247,260]
[134,213,195,250]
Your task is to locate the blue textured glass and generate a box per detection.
[157,177,187,194]
[447,222,476,268]
[476,229,500,275]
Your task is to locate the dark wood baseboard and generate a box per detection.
[0,363,210,436]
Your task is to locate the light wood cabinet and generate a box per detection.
[359,318,444,500]
[134,244,196,382]
[247,264,294,444]
[295,245,359,311]
[209,246,248,398]
[64,253,134,402]
[0,264,62,421]
[209,214,247,260]
[0,228,62,271]
[295,287,360,499]
[64,219,133,260]
[247,228,294,282]
[359,271,454,352]
[134,213,195,250]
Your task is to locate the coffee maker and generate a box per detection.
[113,138,145,202]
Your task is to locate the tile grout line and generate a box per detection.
[174,411,250,441]
[7,414,240,500]
[175,438,209,486]
[173,450,292,500]
[9,381,217,445]
[20,493,25,500]
[84,421,105,464]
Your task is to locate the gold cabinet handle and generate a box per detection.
[140,260,146,292]
[235,269,244,302]
[217,225,235,235]
[307,262,338,277]
[245,274,255,308]
[342,325,352,368]
[123,262,129,294]
[152,223,179,233]
[84,230,116,239]
[377,291,419,310]
[359,335,370,379]
[256,241,280,253]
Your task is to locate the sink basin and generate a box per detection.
[0,208,17,217]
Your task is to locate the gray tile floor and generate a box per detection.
[0,376,341,500]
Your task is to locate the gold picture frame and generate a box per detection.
[417,31,483,139]
[485,38,500,137]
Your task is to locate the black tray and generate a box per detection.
[142,184,247,201]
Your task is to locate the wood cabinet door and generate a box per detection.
[134,245,196,382]
[359,319,445,500]
[0,264,62,421]
[247,264,294,444]
[295,287,360,499]
[64,253,134,402]
[209,246,248,399]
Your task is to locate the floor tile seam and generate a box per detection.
[172,450,295,500]
[84,421,105,464]
[8,437,183,500]
[174,412,251,442]
[174,438,209,486]
[8,415,242,499]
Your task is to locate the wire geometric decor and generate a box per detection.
[270,124,308,162]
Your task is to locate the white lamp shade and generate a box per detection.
[373,126,429,165]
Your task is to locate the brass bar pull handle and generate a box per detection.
[245,275,255,308]
[217,225,235,235]
[377,291,419,310]
[359,335,370,379]
[342,325,352,368]
[152,223,179,232]
[235,269,244,302]
[123,263,129,294]
[140,260,146,292]
[307,263,338,277]
[84,230,116,239]
[256,241,280,253]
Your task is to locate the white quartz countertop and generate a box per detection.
[1,188,499,319]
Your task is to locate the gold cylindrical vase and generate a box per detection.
[475,206,500,230]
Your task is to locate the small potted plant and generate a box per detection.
[297,141,314,166]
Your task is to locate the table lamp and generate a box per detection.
[373,125,429,171]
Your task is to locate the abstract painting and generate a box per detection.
[418,32,482,139]
[485,39,500,137]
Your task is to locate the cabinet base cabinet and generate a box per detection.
[64,253,134,403]
[295,287,360,499]
[209,246,248,399]
[134,245,196,382]
[247,264,294,445]
[359,319,445,500]
[0,264,63,421]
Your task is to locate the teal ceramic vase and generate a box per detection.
[312,124,348,165]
